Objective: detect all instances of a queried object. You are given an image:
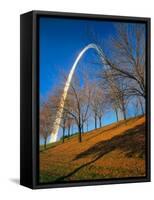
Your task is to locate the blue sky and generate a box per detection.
[39,17,116,97]
[39,17,144,142]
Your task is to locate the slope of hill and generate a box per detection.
[40,115,146,183]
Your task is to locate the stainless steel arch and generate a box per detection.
[49,43,107,143]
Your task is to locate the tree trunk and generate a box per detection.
[62,127,65,143]
[122,104,127,120]
[86,121,88,132]
[78,125,82,142]
[68,125,70,138]
[44,138,47,150]
[81,124,84,134]
[99,116,102,128]
[115,108,119,122]
[123,110,127,120]
[139,98,144,115]
[71,125,73,135]
[94,114,97,129]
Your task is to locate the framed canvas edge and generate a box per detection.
[28,10,151,189]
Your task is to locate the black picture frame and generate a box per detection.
[20,10,151,189]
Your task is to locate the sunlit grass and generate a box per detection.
[40,115,146,183]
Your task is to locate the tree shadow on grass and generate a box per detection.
[84,123,122,142]
[75,123,145,160]
[84,115,143,143]
[54,123,145,182]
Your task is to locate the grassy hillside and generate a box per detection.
[40,115,146,183]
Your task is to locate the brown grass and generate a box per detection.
[40,115,146,183]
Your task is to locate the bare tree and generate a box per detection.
[137,96,145,115]
[130,95,145,117]
[89,24,145,100]
[40,100,53,149]
[59,110,68,143]
[100,67,130,121]
[103,24,145,99]
[90,83,107,128]
[66,117,74,138]
[63,75,92,142]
